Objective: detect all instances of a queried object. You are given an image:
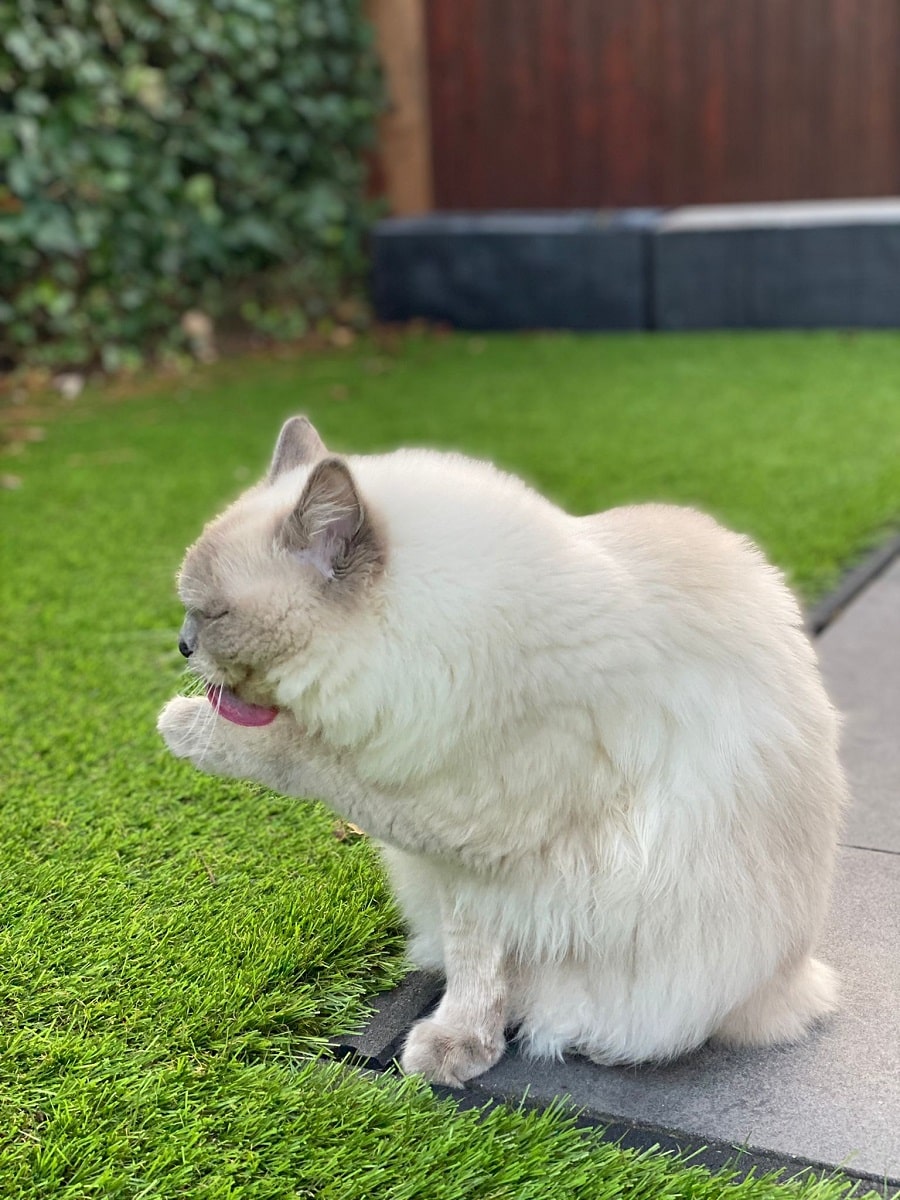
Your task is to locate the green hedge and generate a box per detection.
[0,0,382,369]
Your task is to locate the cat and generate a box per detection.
[158,415,846,1086]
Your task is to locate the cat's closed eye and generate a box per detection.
[199,609,230,622]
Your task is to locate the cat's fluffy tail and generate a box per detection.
[711,955,838,1048]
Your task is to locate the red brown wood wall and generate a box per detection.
[425,0,900,209]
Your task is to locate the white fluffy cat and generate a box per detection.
[158,416,845,1086]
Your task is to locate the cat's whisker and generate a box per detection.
[180,669,207,701]
[180,678,217,747]
[190,681,225,766]
[194,706,220,766]
[197,718,218,766]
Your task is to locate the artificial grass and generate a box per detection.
[2,329,899,1198]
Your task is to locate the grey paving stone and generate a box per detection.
[372,211,658,331]
[468,846,900,1187]
[655,199,900,329]
[819,556,900,855]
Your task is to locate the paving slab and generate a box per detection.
[819,555,900,854]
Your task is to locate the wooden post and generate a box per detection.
[366,0,434,215]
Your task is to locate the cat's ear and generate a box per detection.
[267,416,327,481]
[278,457,381,581]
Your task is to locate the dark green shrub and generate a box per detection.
[0,0,382,369]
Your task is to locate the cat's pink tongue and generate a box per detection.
[206,684,278,727]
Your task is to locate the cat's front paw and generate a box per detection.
[400,1016,505,1087]
[157,695,219,767]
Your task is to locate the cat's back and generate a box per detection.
[350,446,560,521]
[576,503,839,794]
[580,501,802,635]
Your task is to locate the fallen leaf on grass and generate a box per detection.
[332,820,366,842]
[330,326,355,348]
[3,425,45,449]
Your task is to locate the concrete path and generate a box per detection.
[337,554,900,1190]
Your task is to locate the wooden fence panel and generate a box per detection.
[425,0,900,208]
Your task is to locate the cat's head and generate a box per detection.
[175,416,384,714]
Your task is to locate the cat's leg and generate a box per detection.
[378,845,445,971]
[400,886,507,1087]
[711,955,838,1048]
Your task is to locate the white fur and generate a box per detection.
[160,444,846,1085]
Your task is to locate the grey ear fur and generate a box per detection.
[268,416,327,481]
[279,457,379,580]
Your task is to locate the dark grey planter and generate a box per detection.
[655,199,900,329]
[373,210,660,332]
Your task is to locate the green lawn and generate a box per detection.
[2,330,899,1198]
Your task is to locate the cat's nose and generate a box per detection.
[178,613,199,658]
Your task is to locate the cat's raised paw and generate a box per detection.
[157,695,214,763]
[400,1016,505,1087]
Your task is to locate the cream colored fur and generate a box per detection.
[159,417,845,1087]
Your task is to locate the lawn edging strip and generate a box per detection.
[805,530,900,634]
